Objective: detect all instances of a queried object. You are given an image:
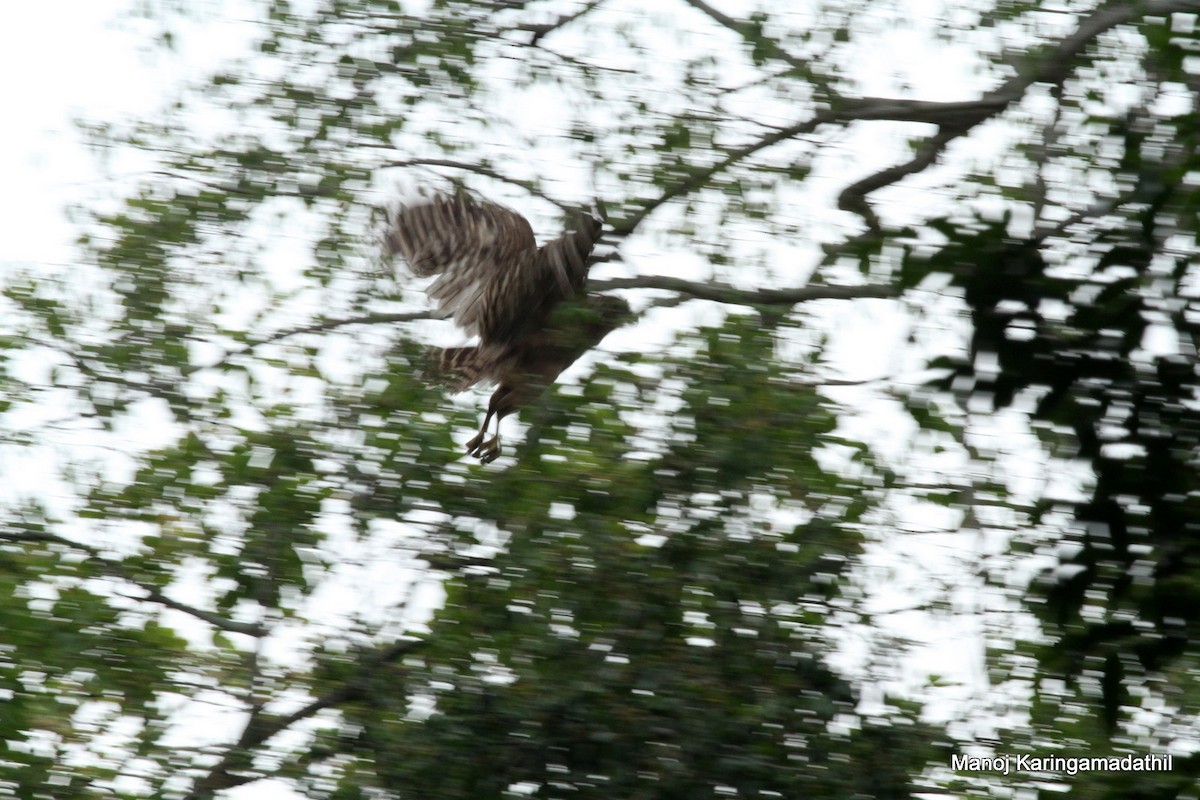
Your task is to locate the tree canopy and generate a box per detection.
[2,1,1200,798]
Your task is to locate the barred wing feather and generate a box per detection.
[387,194,539,343]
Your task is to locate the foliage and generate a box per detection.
[2,0,1200,798]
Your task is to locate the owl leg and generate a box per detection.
[467,414,502,463]
[466,391,506,463]
[477,421,502,464]
[465,408,494,459]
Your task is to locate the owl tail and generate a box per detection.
[421,345,488,392]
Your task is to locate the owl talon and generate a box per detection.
[466,434,501,463]
[478,441,501,464]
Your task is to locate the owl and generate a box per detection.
[387,192,630,462]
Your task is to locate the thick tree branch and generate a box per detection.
[184,637,426,799]
[830,1,1200,231]
[1021,1,1200,87]
[193,281,892,378]
[2,529,267,638]
[836,96,1009,128]
[840,1,1200,127]
[590,276,897,305]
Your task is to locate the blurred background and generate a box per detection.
[2,1,1198,797]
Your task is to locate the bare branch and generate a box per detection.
[841,1,1200,127]
[797,376,891,387]
[717,66,802,98]
[127,585,267,638]
[590,276,897,305]
[837,127,958,236]
[609,115,831,239]
[830,0,1200,230]
[680,0,807,72]
[2,529,267,638]
[380,158,580,213]
[526,43,640,75]
[1014,1,1200,89]
[837,96,1009,128]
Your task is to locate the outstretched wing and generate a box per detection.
[386,193,539,344]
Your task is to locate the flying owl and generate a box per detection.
[386,191,630,463]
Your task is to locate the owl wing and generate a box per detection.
[387,193,540,344]
[388,193,607,349]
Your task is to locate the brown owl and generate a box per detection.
[386,192,630,462]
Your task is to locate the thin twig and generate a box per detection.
[609,114,831,239]
[517,0,606,46]
[680,0,807,72]
[379,158,579,213]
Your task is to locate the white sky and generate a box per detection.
[2,2,261,263]
[2,4,124,265]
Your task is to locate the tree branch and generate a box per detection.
[841,1,1200,127]
[608,115,831,238]
[1,529,267,638]
[837,127,958,236]
[379,158,580,213]
[516,0,606,46]
[616,1,1200,237]
[590,276,897,305]
[191,280,893,379]
[833,2,1200,229]
[524,42,640,75]
[680,0,807,72]
[169,5,1200,387]
[33,336,183,413]
[183,637,426,799]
